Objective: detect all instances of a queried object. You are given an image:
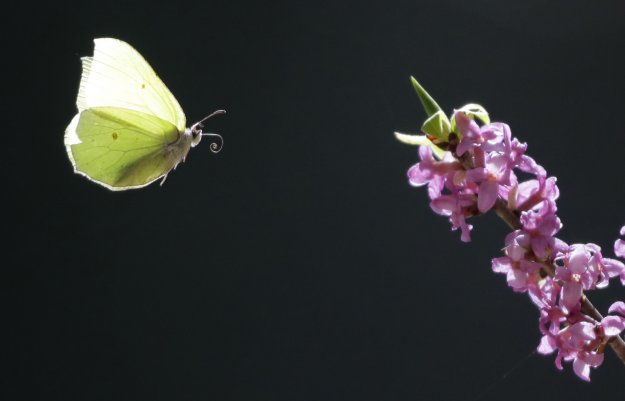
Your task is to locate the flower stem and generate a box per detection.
[492,199,625,365]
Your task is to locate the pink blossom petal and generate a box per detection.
[537,335,556,354]
[491,257,512,273]
[584,352,605,367]
[430,196,454,216]
[505,231,530,261]
[555,353,564,370]
[602,258,625,279]
[615,239,625,259]
[553,238,569,253]
[519,259,541,273]
[531,236,553,260]
[568,246,589,274]
[507,268,528,291]
[427,176,444,200]
[514,179,539,208]
[601,316,625,336]
[573,358,592,381]
[407,164,431,187]
[454,112,481,156]
[573,352,604,381]
[465,168,487,182]
[561,282,583,312]
[418,144,434,161]
[519,155,546,177]
[478,181,499,213]
[569,321,596,340]
[608,301,625,316]
[457,216,473,243]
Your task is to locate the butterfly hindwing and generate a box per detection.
[65,107,182,190]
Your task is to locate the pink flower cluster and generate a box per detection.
[408,112,545,242]
[407,111,625,381]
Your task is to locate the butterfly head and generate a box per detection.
[189,109,226,153]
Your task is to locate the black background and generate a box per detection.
[6,0,625,399]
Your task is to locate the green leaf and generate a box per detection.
[450,103,490,134]
[394,132,445,159]
[410,76,443,117]
[457,103,490,124]
[421,110,451,141]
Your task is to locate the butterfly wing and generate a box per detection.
[77,38,186,132]
[65,107,185,190]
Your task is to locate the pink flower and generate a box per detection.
[492,230,546,292]
[408,146,460,188]
[400,86,624,381]
[572,351,604,382]
[454,112,503,157]
[538,320,604,381]
[408,146,466,203]
[503,230,531,261]
[464,153,510,213]
[529,277,560,311]
[555,245,600,313]
[511,176,559,212]
[492,256,541,292]
[519,200,565,261]
[430,193,475,242]
[599,257,625,286]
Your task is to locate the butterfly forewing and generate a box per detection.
[77,38,186,132]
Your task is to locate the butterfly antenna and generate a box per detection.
[190,109,226,153]
[198,109,227,125]
[202,133,224,154]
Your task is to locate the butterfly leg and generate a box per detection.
[160,174,168,186]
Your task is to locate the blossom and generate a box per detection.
[401,93,625,381]
[511,176,559,212]
[519,200,565,261]
[529,276,560,311]
[454,112,503,157]
[537,320,604,381]
[492,230,543,292]
[430,192,475,242]
[407,146,461,200]
[597,257,625,286]
[464,154,509,213]
[554,245,593,313]
[454,113,520,213]
[492,256,541,292]
[572,351,604,382]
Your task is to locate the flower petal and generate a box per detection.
[615,239,625,259]
[561,282,583,312]
[573,358,591,381]
[478,180,499,213]
[601,316,625,336]
[537,335,556,354]
[608,301,625,316]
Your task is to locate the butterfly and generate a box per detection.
[65,38,224,190]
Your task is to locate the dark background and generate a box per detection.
[5,0,625,399]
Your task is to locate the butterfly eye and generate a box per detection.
[190,122,204,139]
